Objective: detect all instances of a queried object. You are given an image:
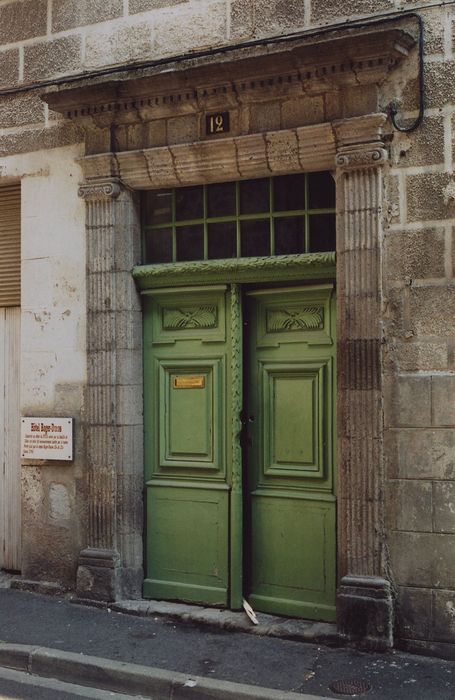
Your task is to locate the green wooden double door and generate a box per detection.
[143,283,336,621]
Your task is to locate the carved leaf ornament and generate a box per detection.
[267,306,323,332]
[163,305,217,330]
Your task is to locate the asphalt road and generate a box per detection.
[0,589,454,699]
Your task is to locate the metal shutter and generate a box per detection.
[0,184,20,307]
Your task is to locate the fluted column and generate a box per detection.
[76,179,143,602]
[333,115,393,649]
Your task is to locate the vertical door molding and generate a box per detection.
[333,114,393,649]
[229,283,243,609]
[77,179,143,601]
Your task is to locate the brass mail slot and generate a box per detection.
[173,375,205,389]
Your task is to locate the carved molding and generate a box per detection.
[230,284,242,493]
[267,307,324,332]
[162,305,218,330]
[134,253,336,289]
[78,180,122,200]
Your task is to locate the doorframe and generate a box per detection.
[75,111,390,639]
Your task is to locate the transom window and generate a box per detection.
[142,172,335,264]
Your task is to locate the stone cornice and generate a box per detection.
[43,27,414,123]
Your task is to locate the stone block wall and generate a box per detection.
[0,144,87,586]
[0,0,454,653]
[0,0,443,154]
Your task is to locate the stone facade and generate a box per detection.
[0,0,455,659]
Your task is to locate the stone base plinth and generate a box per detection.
[76,548,143,602]
[337,575,394,651]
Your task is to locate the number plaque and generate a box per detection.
[206,112,230,136]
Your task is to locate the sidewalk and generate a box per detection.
[0,586,453,699]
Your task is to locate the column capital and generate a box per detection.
[335,146,388,170]
[332,113,388,171]
[78,179,122,201]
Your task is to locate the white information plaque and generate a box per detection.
[21,417,73,461]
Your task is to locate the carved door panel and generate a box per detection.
[143,283,336,619]
[143,285,234,605]
[245,285,336,621]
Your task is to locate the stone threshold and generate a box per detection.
[104,599,339,646]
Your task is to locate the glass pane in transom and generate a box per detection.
[145,227,173,264]
[273,174,306,212]
[241,219,270,257]
[309,214,336,252]
[176,225,204,261]
[207,182,236,218]
[176,185,204,221]
[239,178,269,215]
[143,190,172,225]
[208,222,237,259]
[308,172,335,210]
[275,216,305,255]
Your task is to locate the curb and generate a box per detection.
[0,643,332,700]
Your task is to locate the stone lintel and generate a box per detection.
[76,114,388,190]
[337,575,394,651]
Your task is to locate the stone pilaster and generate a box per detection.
[76,179,143,602]
[333,115,393,650]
